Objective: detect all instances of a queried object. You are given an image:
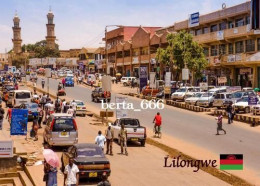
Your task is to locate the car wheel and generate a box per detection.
[140,140,145,147]
[245,107,250,113]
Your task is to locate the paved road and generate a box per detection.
[34,77,260,182]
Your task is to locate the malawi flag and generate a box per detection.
[220,154,243,170]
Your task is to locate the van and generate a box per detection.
[121,77,136,86]
[13,90,32,107]
[43,113,78,147]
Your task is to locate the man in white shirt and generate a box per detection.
[70,100,77,117]
[95,131,106,151]
[64,157,79,186]
[62,99,67,113]
[67,106,74,117]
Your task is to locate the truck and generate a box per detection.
[111,118,146,146]
[91,87,111,103]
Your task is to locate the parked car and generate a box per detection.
[171,87,194,101]
[196,92,215,107]
[156,91,164,99]
[185,92,203,105]
[43,113,78,147]
[208,87,227,95]
[141,86,160,96]
[121,77,136,86]
[233,97,254,113]
[70,100,86,117]
[61,143,111,179]
[242,87,254,92]
[111,118,146,146]
[231,91,254,103]
[58,71,65,77]
[13,90,32,107]
[251,103,260,115]
[213,92,233,109]
[184,87,201,100]
[91,87,111,103]
[65,77,74,87]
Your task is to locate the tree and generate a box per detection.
[156,30,208,83]
[22,40,60,58]
[155,48,170,79]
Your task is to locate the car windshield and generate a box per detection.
[202,93,213,97]
[77,147,104,158]
[52,119,75,132]
[176,88,187,92]
[237,97,249,103]
[232,92,243,98]
[76,101,84,106]
[15,92,31,99]
[65,77,72,81]
[194,93,202,97]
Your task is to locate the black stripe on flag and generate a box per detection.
[220,154,243,160]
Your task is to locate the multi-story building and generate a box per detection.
[105,26,161,76]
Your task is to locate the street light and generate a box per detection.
[105,25,123,76]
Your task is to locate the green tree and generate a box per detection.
[155,48,170,79]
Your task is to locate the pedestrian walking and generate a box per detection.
[67,106,74,117]
[105,124,114,155]
[71,100,77,118]
[64,103,70,114]
[62,78,65,88]
[38,106,44,128]
[226,103,233,124]
[215,114,226,135]
[62,99,66,113]
[95,131,106,151]
[119,124,128,156]
[131,78,134,88]
[33,81,37,94]
[0,105,5,130]
[6,107,12,125]
[31,116,39,141]
[64,157,79,186]
[47,164,57,186]
[42,78,45,89]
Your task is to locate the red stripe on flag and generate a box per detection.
[220,160,243,165]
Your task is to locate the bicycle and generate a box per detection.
[153,124,162,138]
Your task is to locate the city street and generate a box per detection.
[35,76,260,184]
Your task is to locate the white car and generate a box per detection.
[70,100,86,116]
[171,87,193,101]
[185,92,203,105]
[196,92,215,107]
[233,97,253,113]
[66,74,74,79]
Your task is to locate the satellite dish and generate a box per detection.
[222,3,226,9]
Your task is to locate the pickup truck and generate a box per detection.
[141,86,160,96]
[111,118,146,146]
[91,87,111,103]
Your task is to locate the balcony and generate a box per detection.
[193,32,218,44]
[124,57,131,65]
[117,58,123,63]
[150,53,156,59]
[224,25,253,40]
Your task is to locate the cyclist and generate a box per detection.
[153,112,162,137]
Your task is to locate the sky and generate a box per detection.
[0,0,247,53]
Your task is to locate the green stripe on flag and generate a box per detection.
[220,164,243,170]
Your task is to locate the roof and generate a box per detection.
[74,143,99,149]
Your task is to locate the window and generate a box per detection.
[203,48,209,57]
[53,119,76,132]
[235,18,244,27]
[189,30,195,36]
[235,41,244,53]
[15,92,31,99]
[211,45,218,56]
[210,24,218,32]
[195,29,202,36]
[246,39,255,52]
[228,43,233,54]
[219,44,226,55]
[219,22,226,30]
[228,21,234,29]
[124,50,130,57]
[203,27,209,34]
[246,16,250,25]
[258,38,260,51]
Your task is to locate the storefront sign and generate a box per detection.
[164,87,171,94]
[139,66,148,91]
[218,77,227,84]
[217,31,224,40]
[235,54,242,61]
[227,55,235,62]
[226,86,242,92]
[239,68,251,74]
[11,109,28,136]
[150,58,156,64]
[115,97,128,118]
[188,12,199,28]
[199,82,208,91]
[149,72,156,88]
[132,57,139,64]
[141,60,149,64]
[165,72,171,87]
[214,57,220,64]
[248,95,258,105]
[182,68,189,80]
[246,52,260,61]
[124,62,131,65]
[0,141,13,158]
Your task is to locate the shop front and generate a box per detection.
[236,67,253,88]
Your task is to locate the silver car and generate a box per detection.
[43,113,78,147]
[196,92,215,107]
[213,93,233,109]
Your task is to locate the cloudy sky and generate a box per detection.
[0,0,247,53]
